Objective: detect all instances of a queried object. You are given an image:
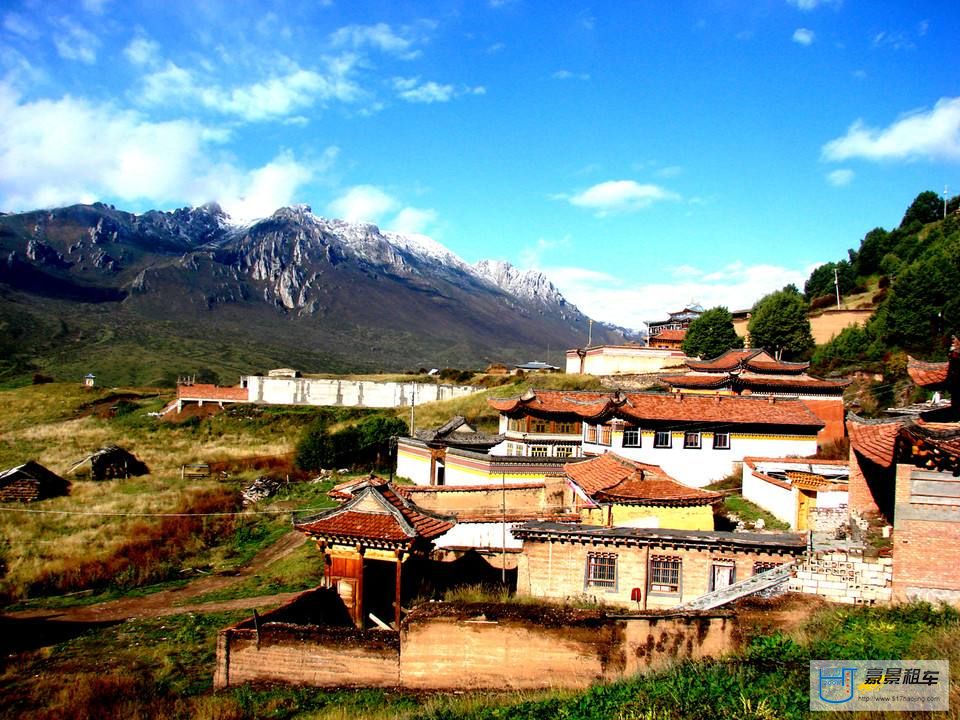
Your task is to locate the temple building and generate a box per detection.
[659,349,850,445]
[645,304,704,340]
[489,388,823,488]
[294,477,455,629]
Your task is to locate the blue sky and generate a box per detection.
[1,1,958,331]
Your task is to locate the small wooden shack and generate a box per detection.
[68,446,149,481]
[0,461,70,502]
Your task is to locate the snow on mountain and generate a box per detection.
[472,259,568,306]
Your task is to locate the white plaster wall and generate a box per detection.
[241,377,475,408]
[583,433,818,488]
[581,349,686,376]
[817,490,848,509]
[396,446,433,486]
[434,522,523,550]
[742,471,795,527]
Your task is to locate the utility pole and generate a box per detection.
[946,185,950,220]
[834,267,841,310]
[409,383,415,435]
[587,319,593,348]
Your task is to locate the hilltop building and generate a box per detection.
[659,349,850,444]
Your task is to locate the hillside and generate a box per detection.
[0,203,636,386]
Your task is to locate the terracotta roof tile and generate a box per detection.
[907,357,949,389]
[659,375,731,390]
[566,452,721,505]
[296,479,455,546]
[847,418,904,468]
[685,349,761,372]
[654,329,687,342]
[489,389,823,428]
[744,358,810,374]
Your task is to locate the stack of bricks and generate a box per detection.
[812,504,848,534]
[788,548,892,605]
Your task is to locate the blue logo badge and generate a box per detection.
[819,667,856,704]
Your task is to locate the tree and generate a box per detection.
[900,190,943,228]
[681,306,743,359]
[747,289,814,360]
[295,414,408,472]
[803,260,856,301]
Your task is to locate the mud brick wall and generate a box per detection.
[0,478,42,502]
[213,626,399,689]
[789,548,892,605]
[399,613,736,690]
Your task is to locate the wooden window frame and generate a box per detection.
[653,430,672,449]
[648,555,682,595]
[683,431,701,449]
[585,552,617,590]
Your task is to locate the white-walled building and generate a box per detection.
[742,457,849,531]
[565,345,687,376]
[488,389,823,488]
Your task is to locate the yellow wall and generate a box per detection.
[579,503,714,531]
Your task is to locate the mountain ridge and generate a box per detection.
[0,202,637,385]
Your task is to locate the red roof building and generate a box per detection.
[295,477,455,629]
[660,349,850,445]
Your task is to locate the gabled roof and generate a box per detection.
[0,461,70,492]
[907,357,949,389]
[847,415,903,468]
[295,478,455,549]
[414,416,502,447]
[489,389,823,429]
[653,329,686,342]
[685,349,761,372]
[566,453,721,506]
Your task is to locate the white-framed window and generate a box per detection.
[654,430,672,448]
[622,427,641,447]
[599,425,612,446]
[713,432,731,450]
[684,431,701,449]
[555,445,574,458]
[649,555,681,594]
[530,445,548,457]
[585,553,617,589]
[585,425,597,444]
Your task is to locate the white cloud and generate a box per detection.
[139,59,363,121]
[82,0,111,14]
[393,76,454,103]
[0,82,320,219]
[3,13,39,40]
[827,168,854,186]
[390,207,438,234]
[54,18,100,64]
[822,96,960,162]
[552,70,590,81]
[792,28,815,46]
[124,34,161,66]
[786,0,841,10]
[872,30,914,51]
[328,23,421,59]
[543,261,808,330]
[519,235,572,268]
[327,185,399,224]
[565,180,679,216]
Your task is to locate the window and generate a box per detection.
[599,425,612,446]
[713,432,731,450]
[585,553,617,589]
[555,445,574,458]
[622,427,641,447]
[556,421,581,435]
[649,555,681,594]
[585,425,597,443]
[530,445,548,457]
[709,560,736,591]
[529,418,548,433]
[684,431,701,449]
[508,417,521,432]
[654,430,672,448]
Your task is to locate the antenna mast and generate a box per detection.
[834,267,841,310]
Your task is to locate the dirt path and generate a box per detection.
[3,530,309,623]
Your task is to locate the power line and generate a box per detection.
[0,505,328,518]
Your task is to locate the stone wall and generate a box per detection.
[811,503,848,534]
[788,548,892,605]
[242,375,476,409]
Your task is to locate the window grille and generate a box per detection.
[586,553,617,589]
[649,555,681,593]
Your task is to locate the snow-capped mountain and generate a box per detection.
[0,202,638,380]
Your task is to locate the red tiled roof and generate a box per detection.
[176,383,248,401]
[736,372,851,391]
[489,389,822,428]
[907,357,949,389]
[567,453,721,505]
[296,479,455,546]
[847,418,903,468]
[744,358,810,374]
[654,329,687,342]
[685,349,759,372]
[660,375,732,390]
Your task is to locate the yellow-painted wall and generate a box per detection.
[579,503,714,531]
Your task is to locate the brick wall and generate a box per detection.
[0,478,42,502]
[788,548,891,605]
[893,464,960,604]
[516,540,800,609]
[847,450,884,519]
